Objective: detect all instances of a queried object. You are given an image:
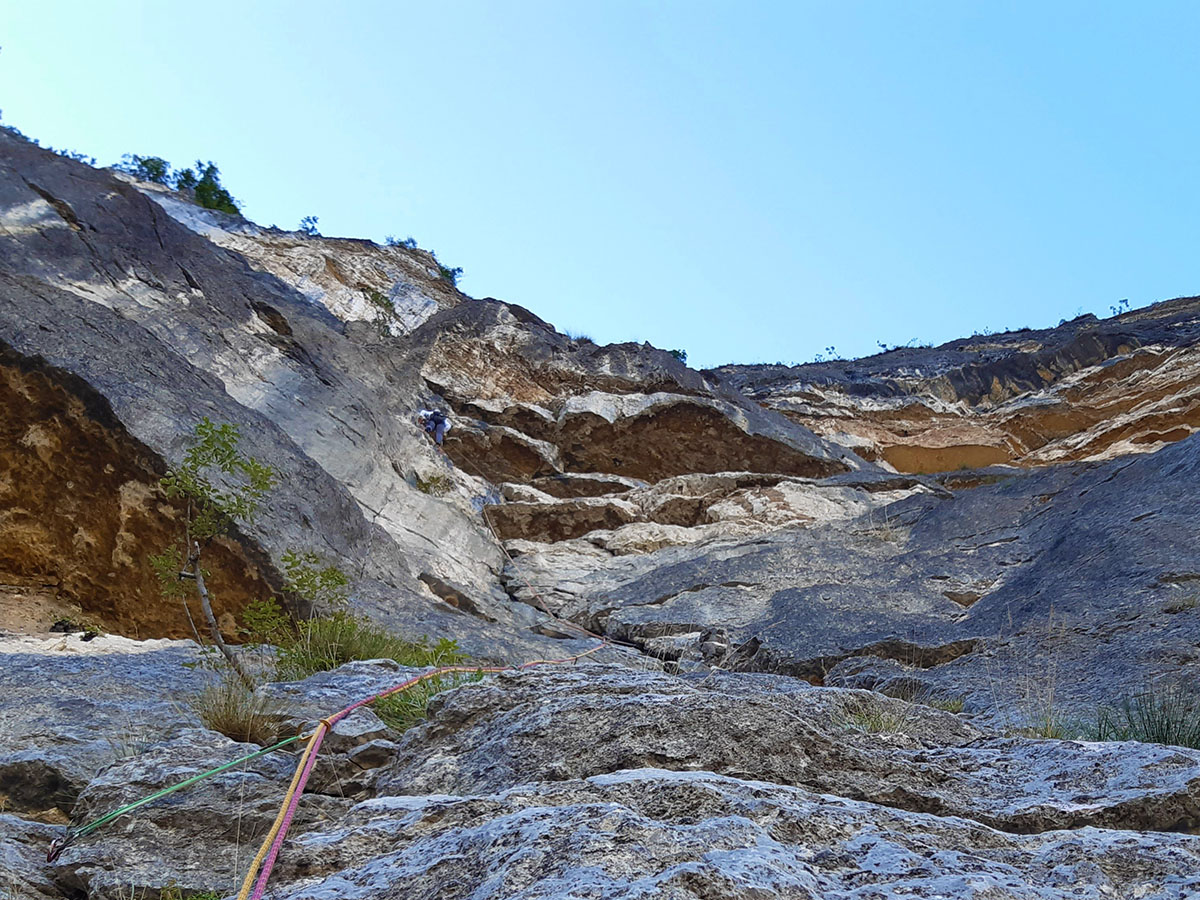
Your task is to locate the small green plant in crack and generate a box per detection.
[1090,683,1200,749]
[113,880,223,900]
[924,694,966,713]
[842,698,915,735]
[50,615,103,639]
[415,473,453,496]
[366,288,397,337]
[241,596,292,647]
[1014,710,1081,740]
[373,670,483,733]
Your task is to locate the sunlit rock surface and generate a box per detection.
[5,128,1200,899]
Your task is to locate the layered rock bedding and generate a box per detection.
[3,130,1200,899]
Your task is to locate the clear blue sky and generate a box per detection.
[3,2,1197,367]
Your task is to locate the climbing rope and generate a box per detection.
[46,733,309,862]
[237,647,605,900]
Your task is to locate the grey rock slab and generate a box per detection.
[1,814,61,899]
[52,729,348,900]
[0,634,203,814]
[529,435,1200,719]
[375,665,1200,834]
[272,770,1200,900]
[0,131,628,664]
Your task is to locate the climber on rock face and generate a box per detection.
[418,407,452,447]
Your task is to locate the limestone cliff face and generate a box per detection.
[5,124,1200,703]
[7,127,1200,900]
[715,302,1200,472]
[0,129,858,656]
[127,176,464,334]
[0,130,526,657]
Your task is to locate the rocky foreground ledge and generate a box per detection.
[3,633,1200,899]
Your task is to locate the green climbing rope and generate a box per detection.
[48,733,307,860]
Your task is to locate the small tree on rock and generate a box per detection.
[118,154,172,184]
[173,160,240,215]
[150,418,276,686]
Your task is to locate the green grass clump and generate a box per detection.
[275,611,465,681]
[373,671,484,733]
[114,881,222,900]
[1016,710,1078,740]
[842,698,914,735]
[1090,684,1200,749]
[926,694,966,713]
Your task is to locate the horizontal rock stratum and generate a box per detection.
[2,128,1200,899]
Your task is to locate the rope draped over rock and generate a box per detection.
[47,648,608,890]
[46,734,307,862]
[236,649,606,900]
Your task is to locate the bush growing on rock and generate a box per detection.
[437,262,464,286]
[176,161,239,215]
[117,153,172,184]
[117,154,240,214]
[281,548,350,612]
[366,288,397,337]
[240,548,465,688]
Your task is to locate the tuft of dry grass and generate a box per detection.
[187,672,283,746]
[841,697,916,735]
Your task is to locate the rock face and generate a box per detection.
[6,128,1200,899]
[127,179,463,336]
[5,651,1198,900]
[0,129,613,663]
[0,129,860,662]
[715,303,1200,472]
[0,352,276,637]
[510,433,1200,726]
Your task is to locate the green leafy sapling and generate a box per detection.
[281,549,350,612]
[241,551,350,647]
[150,418,277,686]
